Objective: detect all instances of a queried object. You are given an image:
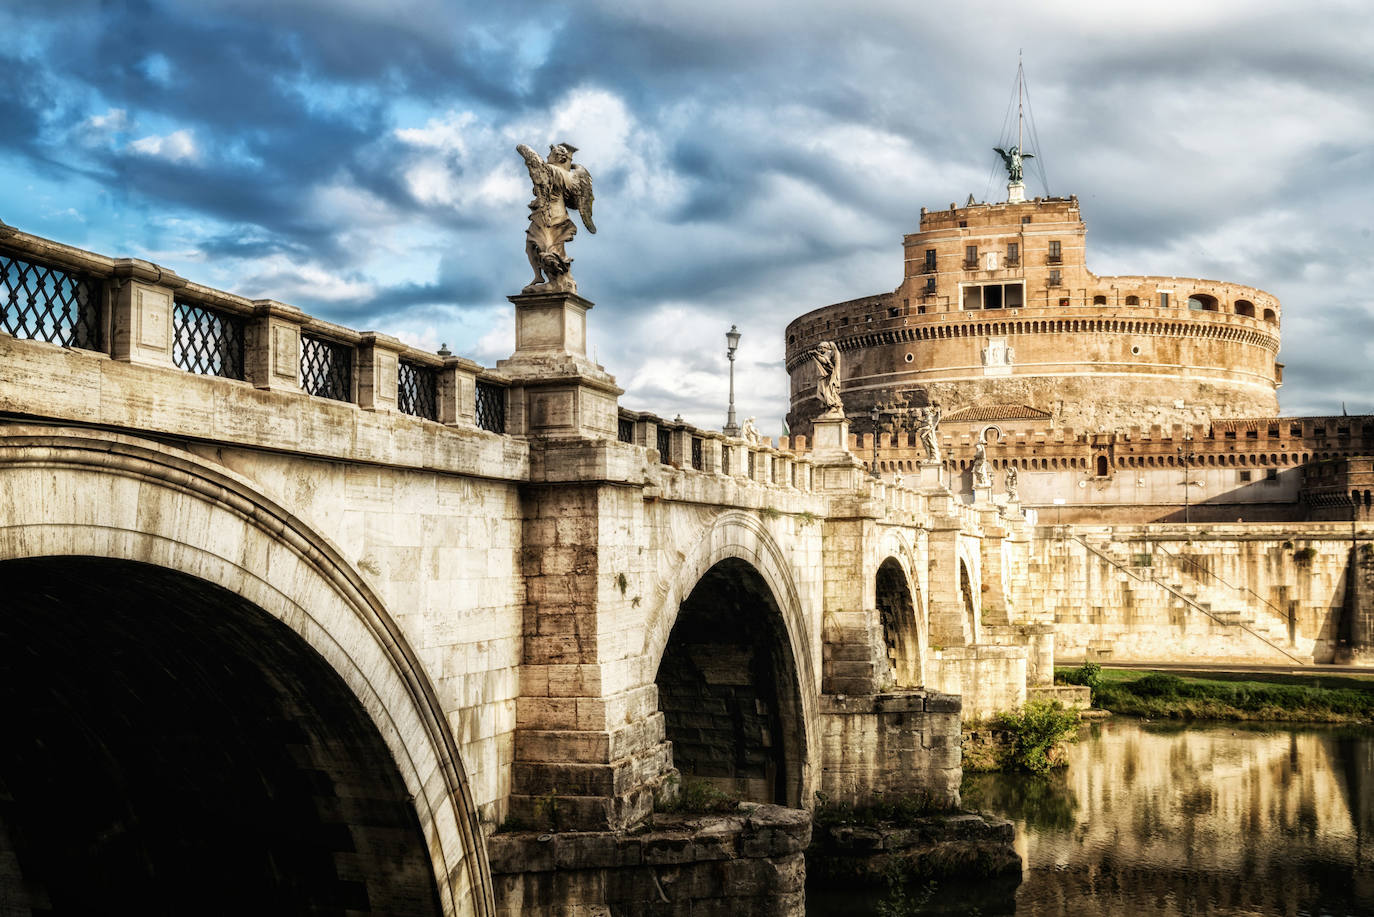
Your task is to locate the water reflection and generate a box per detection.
[812,721,1374,915]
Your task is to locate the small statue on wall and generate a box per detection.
[917,405,943,462]
[1005,465,1019,501]
[973,441,992,488]
[517,142,596,294]
[741,416,759,444]
[806,341,844,419]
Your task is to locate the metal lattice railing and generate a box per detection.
[657,427,671,464]
[398,360,437,420]
[173,301,245,380]
[618,416,634,444]
[300,334,353,402]
[476,380,505,433]
[747,451,756,478]
[722,447,731,476]
[1,252,101,349]
[691,437,703,471]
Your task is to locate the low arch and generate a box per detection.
[642,512,815,805]
[876,557,924,688]
[1234,299,1255,318]
[0,426,493,915]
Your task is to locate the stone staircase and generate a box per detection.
[1069,533,1307,664]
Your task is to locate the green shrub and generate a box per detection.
[995,699,1080,775]
[1294,546,1318,565]
[1131,673,1185,697]
[1061,662,1103,691]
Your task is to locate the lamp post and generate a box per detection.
[724,325,741,436]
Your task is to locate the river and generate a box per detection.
[810,719,1374,915]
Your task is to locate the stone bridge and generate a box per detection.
[0,224,1044,915]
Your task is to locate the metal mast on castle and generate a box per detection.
[994,52,1043,204]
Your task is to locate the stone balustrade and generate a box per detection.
[0,222,509,432]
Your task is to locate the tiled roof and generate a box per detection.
[943,403,1052,423]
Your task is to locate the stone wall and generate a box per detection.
[487,806,810,917]
[817,693,962,810]
[1030,524,1367,664]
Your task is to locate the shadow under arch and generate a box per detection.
[0,426,493,916]
[876,556,924,687]
[643,511,815,807]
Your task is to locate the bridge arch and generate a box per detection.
[643,512,816,807]
[874,529,926,687]
[0,427,492,916]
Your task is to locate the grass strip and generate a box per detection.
[1058,665,1374,723]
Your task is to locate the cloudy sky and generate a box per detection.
[3,0,1372,434]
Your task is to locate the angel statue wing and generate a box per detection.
[568,164,596,234]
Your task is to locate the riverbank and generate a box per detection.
[1059,664,1374,722]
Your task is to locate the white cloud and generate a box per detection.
[128,129,199,163]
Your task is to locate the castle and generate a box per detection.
[785,192,1371,524]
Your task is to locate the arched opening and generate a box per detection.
[0,557,442,915]
[1188,293,1219,311]
[1263,308,1277,323]
[656,558,805,807]
[1125,295,1139,306]
[958,559,978,641]
[1234,299,1255,318]
[1093,294,1107,305]
[876,558,922,687]
[1096,454,1109,476]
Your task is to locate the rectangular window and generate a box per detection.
[1159,292,1170,308]
[1048,269,1062,287]
[1266,468,1279,481]
[924,249,936,271]
[1048,240,1062,263]
[964,245,978,269]
[1239,470,1253,482]
[1291,423,1303,437]
[1021,215,1032,224]
[962,281,1024,311]
[1006,242,1019,265]
[924,277,935,294]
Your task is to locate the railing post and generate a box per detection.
[246,299,307,392]
[438,356,481,427]
[701,433,724,474]
[109,259,187,368]
[356,332,405,412]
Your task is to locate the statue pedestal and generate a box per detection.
[973,483,994,506]
[918,461,944,490]
[810,415,850,459]
[498,291,622,439]
[1007,181,1026,204]
[810,415,867,491]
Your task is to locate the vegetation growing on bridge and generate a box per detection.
[1060,666,1374,722]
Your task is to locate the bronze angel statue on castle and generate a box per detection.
[517,142,595,294]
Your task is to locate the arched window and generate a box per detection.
[1234,299,1255,318]
[1188,294,1219,311]
[1125,295,1139,306]
[1263,308,1277,323]
[1093,294,1107,305]
[1096,455,1109,477]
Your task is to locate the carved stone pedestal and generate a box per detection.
[973,483,994,506]
[918,460,945,490]
[498,291,622,439]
